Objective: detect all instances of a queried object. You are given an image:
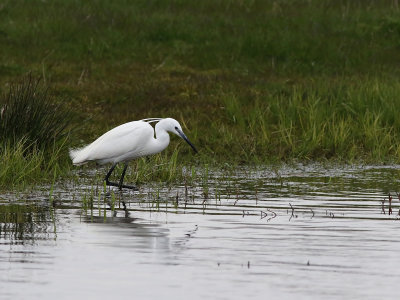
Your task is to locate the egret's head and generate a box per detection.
[163,118,198,153]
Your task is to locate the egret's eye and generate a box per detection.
[175,126,178,130]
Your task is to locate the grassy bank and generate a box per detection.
[1,0,400,188]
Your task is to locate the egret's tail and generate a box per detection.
[69,146,89,165]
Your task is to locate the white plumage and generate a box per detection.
[70,120,154,165]
[70,118,197,190]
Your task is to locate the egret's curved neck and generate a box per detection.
[152,122,170,153]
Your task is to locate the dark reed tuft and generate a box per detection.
[0,75,72,150]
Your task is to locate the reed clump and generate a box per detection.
[0,75,71,150]
[0,76,72,188]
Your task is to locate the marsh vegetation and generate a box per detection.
[1,1,400,186]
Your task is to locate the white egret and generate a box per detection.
[70,118,197,190]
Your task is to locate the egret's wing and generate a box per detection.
[79,121,154,163]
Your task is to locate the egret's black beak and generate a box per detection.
[175,128,198,153]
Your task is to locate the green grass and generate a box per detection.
[0,139,70,188]
[74,148,191,188]
[1,0,400,188]
[216,77,400,162]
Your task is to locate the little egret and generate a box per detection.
[70,118,197,190]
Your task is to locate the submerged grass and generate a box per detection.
[0,201,51,241]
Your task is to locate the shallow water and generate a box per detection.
[1,165,400,299]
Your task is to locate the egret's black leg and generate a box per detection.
[117,163,137,190]
[104,163,117,184]
[104,163,123,188]
[104,163,137,190]
[118,163,128,189]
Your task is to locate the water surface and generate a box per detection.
[1,165,400,299]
